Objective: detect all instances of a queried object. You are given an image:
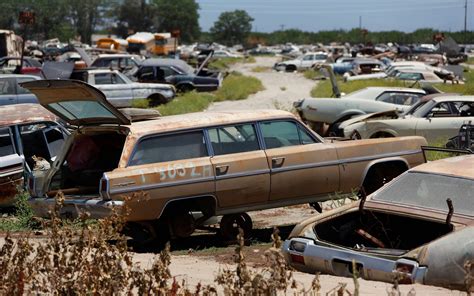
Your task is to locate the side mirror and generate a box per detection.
[426,113,433,121]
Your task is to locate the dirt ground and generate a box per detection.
[206,56,315,112]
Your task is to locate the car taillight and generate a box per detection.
[290,254,305,265]
[99,175,110,199]
[289,240,307,252]
[21,67,41,74]
[289,240,307,265]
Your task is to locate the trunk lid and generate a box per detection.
[20,79,131,127]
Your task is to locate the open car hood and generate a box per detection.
[339,110,399,129]
[20,80,131,127]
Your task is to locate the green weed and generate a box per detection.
[214,73,264,101]
[156,91,215,116]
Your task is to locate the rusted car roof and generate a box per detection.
[0,103,56,126]
[413,155,474,180]
[127,110,295,137]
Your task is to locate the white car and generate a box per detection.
[274,52,328,72]
[294,87,426,136]
[341,95,474,143]
[212,50,243,58]
[71,69,176,107]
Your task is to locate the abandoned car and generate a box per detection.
[0,103,67,207]
[341,95,474,142]
[282,155,474,291]
[24,79,427,243]
[273,52,328,72]
[294,87,426,136]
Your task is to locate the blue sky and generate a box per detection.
[196,0,473,32]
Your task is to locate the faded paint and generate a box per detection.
[0,103,56,126]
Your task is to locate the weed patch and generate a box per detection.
[156,91,215,116]
[208,56,255,70]
[251,66,270,73]
[214,73,264,101]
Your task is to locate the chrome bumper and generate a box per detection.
[282,238,427,284]
[28,197,124,219]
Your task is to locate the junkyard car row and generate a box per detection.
[1,31,473,292]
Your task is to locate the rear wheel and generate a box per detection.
[177,84,194,93]
[124,220,170,252]
[219,213,253,242]
[285,65,297,72]
[370,132,394,138]
[147,94,167,107]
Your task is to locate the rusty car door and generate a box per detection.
[259,120,339,201]
[208,123,270,208]
[0,126,24,207]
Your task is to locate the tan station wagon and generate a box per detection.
[23,80,427,244]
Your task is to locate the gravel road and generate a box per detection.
[206,56,315,112]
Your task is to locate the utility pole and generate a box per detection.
[464,0,468,44]
[359,16,362,30]
[280,24,285,31]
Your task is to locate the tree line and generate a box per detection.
[0,1,472,46]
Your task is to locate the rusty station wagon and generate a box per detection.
[23,80,427,244]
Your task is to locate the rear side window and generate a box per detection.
[376,92,421,106]
[0,78,16,95]
[261,121,316,149]
[0,127,15,157]
[16,77,35,94]
[129,131,208,166]
[208,124,259,155]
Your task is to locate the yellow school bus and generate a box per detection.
[126,32,155,55]
[153,33,177,56]
[96,38,128,52]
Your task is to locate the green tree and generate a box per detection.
[69,0,109,43]
[151,0,200,43]
[210,10,254,46]
[114,0,154,38]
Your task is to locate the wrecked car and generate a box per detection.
[0,74,41,105]
[283,154,474,291]
[134,58,222,92]
[23,79,427,244]
[273,52,328,72]
[342,95,474,142]
[70,68,176,107]
[0,104,67,207]
[295,87,426,136]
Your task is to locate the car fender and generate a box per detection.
[359,157,409,188]
[417,226,474,291]
[336,110,366,123]
[175,81,195,89]
[368,127,399,138]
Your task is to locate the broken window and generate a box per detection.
[0,127,14,157]
[129,131,208,166]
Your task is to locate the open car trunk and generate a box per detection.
[47,131,126,197]
[314,209,452,255]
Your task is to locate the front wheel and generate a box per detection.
[177,84,194,93]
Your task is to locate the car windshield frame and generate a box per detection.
[372,171,474,217]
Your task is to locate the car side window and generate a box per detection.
[162,67,176,77]
[376,92,421,106]
[94,73,114,85]
[428,102,458,117]
[129,131,208,166]
[0,78,16,95]
[208,124,259,155]
[303,55,313,61]
[0,127,15,157]
[112,73,126,84]
[261,121,316,149]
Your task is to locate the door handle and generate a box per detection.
[215,164,230,176]
[272,157,285,168]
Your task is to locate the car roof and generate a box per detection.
[0,74,40,79]
[363,86,426,93]
[0,103,56,126]
[127,110,296,137]
[96,54,139,58]
[432,95,474,103]
[140,58,192,68]
[411,155,474,181]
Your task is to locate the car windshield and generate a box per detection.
[372,172,474,217]
[405,99,436,117]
